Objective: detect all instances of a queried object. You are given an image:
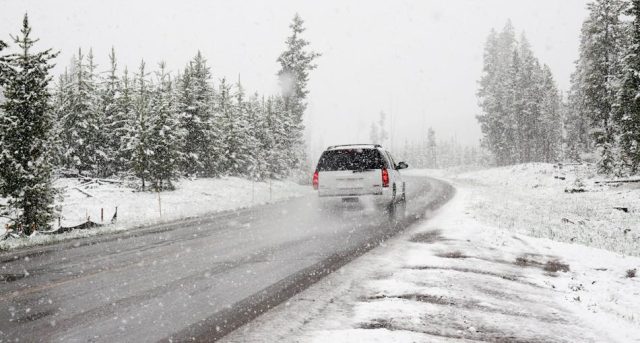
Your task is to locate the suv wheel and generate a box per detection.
[386,194,406,225]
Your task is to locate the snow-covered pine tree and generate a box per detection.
[565,21,593,161]
[539,65,563,162]
[99,47,123,176]
[178,52,219,176]
[264,96,289,178]
[60,47,102,176]
[232,80,260,178]
[617,0,640,173]
[216,78,238,175]
[255,96,276,179]
[176,63,196,174]
[565,96,588,161]
[86,49,109,176]
[277,13,320,173]
[514,34,542,163]
[0,14,58,234]
[478,21,563,166]
[128,60,152,190]
[147,62,183,190]
[220,79,254,176]
[51,70,72,169]
[477,24,516,166]
[245,93,269,180]
[115,67,135,173]
[570,0,627,173]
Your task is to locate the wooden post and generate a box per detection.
[251,178,255,205]
[101,208,104,222]
[157,191,162,218]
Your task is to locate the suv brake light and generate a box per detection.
[382,168,389,187]
[313,170,319,190]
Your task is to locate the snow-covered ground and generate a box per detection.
[223,165,640,342]
[450,163,640,256]
[0,177,311,251]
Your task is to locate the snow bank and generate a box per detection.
[0,177,311,251]
[452,163,640,256]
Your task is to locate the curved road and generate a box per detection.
[0,175,453,342]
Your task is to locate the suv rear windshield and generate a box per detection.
[317,149,386,171]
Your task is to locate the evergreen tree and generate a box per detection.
[477,21,563,166]
[477,24,517,165]
[277,14,320,172]
[100,47,124,176]
[263,96,289,177]
[570,0,627,172]
[115,67,134,173]
[51,70,71,168]
[565,57,591,161]
[514,34,543,162]
[60,47,101,175]
[128,60,152,189]
[539,65,563,162]
[617,0,640,173]
[497,21,519,165]
[148,62,183,190]
[506,48,522,163]
[245,93,268,180]
[0,14,58,234]
[232,80,259,177]
[217,78,238,174]
[178,52,219,176]
[86,49,108,175]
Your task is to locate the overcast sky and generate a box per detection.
[1,0,589,156]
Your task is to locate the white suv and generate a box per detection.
[312,144,408,212]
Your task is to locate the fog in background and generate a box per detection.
[0,0,588,160]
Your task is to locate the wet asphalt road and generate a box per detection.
[0,175,453,342]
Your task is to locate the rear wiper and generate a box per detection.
[352,169,373,173]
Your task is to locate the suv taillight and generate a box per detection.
[382,168,389,187]
[313,170,319,190]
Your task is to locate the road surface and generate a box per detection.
[0,175,453,342]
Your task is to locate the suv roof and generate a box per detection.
[326,144,383,150]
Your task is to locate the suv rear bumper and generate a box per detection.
[318,186,389,196]
[317,187,394,203]
[318,190,383,197]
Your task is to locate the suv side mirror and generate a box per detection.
[397,161,408,170]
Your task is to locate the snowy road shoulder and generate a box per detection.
[0,177,311,251]
[222,182,640,342]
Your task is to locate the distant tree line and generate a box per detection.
[0,13,318,234]
[476,21,563,167]
[53,14,318,189]
[565,0,640,175]
[400,128,489,169]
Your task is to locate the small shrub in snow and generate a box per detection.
[545,260,570,273]
[627,269,637,278]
